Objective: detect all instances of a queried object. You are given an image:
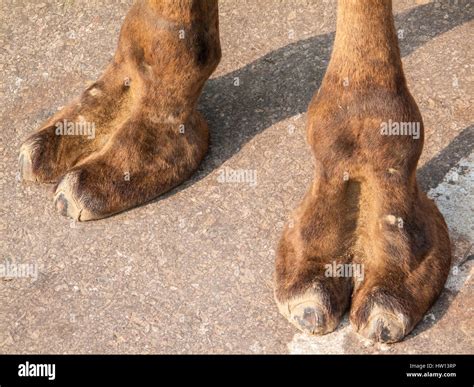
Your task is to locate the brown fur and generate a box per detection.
[19,0,451,343]
[275,0,451,343]
[19,0,221,220]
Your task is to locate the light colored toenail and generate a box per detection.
[54,193,69,217]
[53,172,86,221]
[365,311,406,343]
[294,307,322,331]
[54,190,84,221]
[18,147,35,182]
[388,168,398,174]
[291,302,331,335]
[18,154,25,178]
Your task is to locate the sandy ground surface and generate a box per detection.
[0,0,472,353]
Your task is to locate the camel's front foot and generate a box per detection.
[19,0,221,220]
[275,70,451,342]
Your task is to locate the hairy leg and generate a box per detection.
[275,0,451,342]
[19,0,221,220]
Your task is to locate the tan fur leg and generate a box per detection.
[275,0,451,341]
[19,0,221,220]
[275,180,357,334]
[349,172,451,343]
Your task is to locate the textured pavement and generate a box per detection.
[0,0,473,353]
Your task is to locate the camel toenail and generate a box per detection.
[54,193,68,217]
[18,154,24,178]
[293,306,326,334]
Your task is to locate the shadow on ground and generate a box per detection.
[418,125,474,191]
[194,1,473,186]
[192,2,472,341]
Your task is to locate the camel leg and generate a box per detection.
[275,0,451,342]
[19,0,221,221]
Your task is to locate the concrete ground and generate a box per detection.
[0,0,472,354]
